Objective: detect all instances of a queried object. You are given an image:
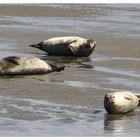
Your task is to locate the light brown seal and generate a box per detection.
[0,56,65,75]
[29,36,96,57]
[104,91,140,114]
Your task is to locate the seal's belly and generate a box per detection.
[44,44,74,56]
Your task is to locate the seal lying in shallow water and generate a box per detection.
[0,56,65,75]
[29,36,96,57]
[104,91,140,114]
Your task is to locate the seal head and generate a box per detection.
[75,39,96,57]
[104,91,139,114]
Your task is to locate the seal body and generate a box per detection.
[29,36,96,57]
[104,91,139,114]
[0,56,65,75]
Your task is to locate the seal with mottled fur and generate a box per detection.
[0,56,65,75]
[29,36,96,57]
[104,91,140,114]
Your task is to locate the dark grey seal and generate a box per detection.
[104,91,140,114]
[0,56,65,75]
[29,36,96,57]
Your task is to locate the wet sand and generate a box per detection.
[0,4,140,136]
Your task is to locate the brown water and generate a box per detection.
[0,4,140,136]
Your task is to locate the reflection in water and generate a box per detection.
[104,114,128,135]
[77,62,94,70]
[41,55,94,70]
[104,112,140,136]
[41,55,91,63]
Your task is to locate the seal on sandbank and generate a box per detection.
[104,91,140,114]
[0,56,65,75]
[29,36,96,57]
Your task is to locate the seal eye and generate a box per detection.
[88,39,94,44]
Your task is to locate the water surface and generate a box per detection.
[0,4,140,136]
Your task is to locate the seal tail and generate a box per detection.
[29,42,44,49]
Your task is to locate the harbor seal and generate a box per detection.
[104,91,140,114]
[0,56,65,75]
[29,36,96,57]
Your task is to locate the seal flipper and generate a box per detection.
[65,40,77,55]
[48,63,65,72]
[136,95,140,106]
[29,42,44,49]
[3,56,20,65]
[52,66,65,72]
[66,40,77,46]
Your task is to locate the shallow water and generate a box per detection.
[0,4,140,136]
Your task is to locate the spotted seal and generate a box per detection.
[104,91,140,114]
[29,36,96,57]
[0,56,65,75]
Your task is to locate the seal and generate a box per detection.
[29,36,96,57]
[0,56,65,75]
[104,91,140,114]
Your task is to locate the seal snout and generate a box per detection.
[104,95,114,104]
[92,40,96,46]
[105,96,110,102]
[92,41,96,48]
